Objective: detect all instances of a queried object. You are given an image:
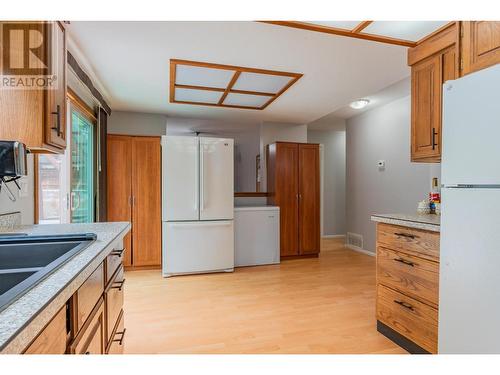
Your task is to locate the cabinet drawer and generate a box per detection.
[106,246,125,285]
[377,223,439,260]
[105,265,125,343]
[107,310,125,354]
[377,247,439,306]
[377,285,438,354]
[70,298,105,354]
[24,306,67,354]
[74,263,104,334]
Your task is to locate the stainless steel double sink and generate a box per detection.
[0,233,96,312]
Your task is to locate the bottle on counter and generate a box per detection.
[429,177,441,214]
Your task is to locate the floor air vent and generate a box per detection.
[346,232,364,249]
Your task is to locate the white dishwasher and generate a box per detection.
[234,206,280,267]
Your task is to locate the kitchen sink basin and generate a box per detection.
[0,233,97,312]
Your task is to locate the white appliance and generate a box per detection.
[234,206,280,267]
[439,64,500,354]
[161,136,234,277]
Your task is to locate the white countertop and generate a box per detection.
[234,205,279,211]
[0,222,131,353]
[371,213,440,232]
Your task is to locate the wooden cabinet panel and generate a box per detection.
[377,223,440,261]
[107,135,133,267]
[268,143,299,257]
[462,21,500,75]
[24,306,67,354]
[377,247,439,306]
[132,137,162,267]
[73,263,104,334]
[0,21,67,153]
[411,54,441,161]
[298,144,320,255]
[106,247,124,284]
[105,266,124,343]
[70,299,105,354]
[106,310,125,354]
[44,21,67,149]
[377,285,438,354]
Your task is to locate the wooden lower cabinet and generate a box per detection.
[375,223,440,354]
[22,242,127,355]
[24,306,68,354]
[107,135,161,268]
[70,299,105,354]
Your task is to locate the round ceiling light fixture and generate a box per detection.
[349,99,370,109]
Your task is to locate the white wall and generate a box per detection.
[308,128,346,236]
[108,111,167,136]
[346,95,440,254]
[0,154,35,225]
[259,122,308,191]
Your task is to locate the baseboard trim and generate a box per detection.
[377,321,430,354]
[345,244,375,257]
[322,234,345,239]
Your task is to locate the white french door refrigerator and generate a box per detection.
[161,136,234,277]
[439,64,500,353]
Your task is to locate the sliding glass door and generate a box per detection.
[70,109,95,223]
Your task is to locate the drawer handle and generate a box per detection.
[394,300,415,311]
[111,248,125,257]
[394,232,418,240]
[85,351,90,355]
[393,258,415,267]
[113,328,126,345]
[112,279,126,291]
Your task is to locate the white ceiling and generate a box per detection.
[67,21,412,124]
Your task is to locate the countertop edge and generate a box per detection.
[371,215,440,233]
[0,223,131,354]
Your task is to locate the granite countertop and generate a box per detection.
[371,213,440,232]
[0,222,131,353]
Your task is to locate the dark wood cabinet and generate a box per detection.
[0,21,67,153]
[107,135,161,268]
[267,142,320,258]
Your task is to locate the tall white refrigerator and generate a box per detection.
[161,136,234,277]
[439,64,500,353]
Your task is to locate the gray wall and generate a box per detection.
[308,129,346,236]
[346,95,440,253]
[108,111,167,136]
[0,154,35,225]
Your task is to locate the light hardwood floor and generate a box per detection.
[123,238,407,354]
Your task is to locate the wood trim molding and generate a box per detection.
[170,59,303,110]
[352,21,373,34]
[260,21,417,47]
[68,88,97,123]
[234,192,270,197]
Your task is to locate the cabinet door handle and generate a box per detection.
[432,127,438,150]
[394,232,417,240]
[111,248,125,257]
[393,258,415,267]
[113,328,126,345]
[394,300,415,311]
[112,279,126,291]
[51,105,62,136]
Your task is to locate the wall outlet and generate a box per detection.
[18,179,29,198]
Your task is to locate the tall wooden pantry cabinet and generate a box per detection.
[107,135,162,268]
[266,142,320,258]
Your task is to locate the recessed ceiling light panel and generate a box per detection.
[170,59,303,110]
[349,99,370,109]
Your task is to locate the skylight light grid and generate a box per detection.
[170,59,302,110]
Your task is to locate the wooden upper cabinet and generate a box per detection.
[0,21,67,153]
[408,23,458,163]
[462,21,500,75]
[298,144,320,255]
